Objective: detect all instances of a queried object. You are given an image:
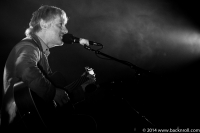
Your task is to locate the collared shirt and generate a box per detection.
[37,35,50,57]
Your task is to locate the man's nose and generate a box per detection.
[62,26,68,34]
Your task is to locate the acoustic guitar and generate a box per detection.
[13,66,96,130]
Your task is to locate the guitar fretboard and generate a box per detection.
[64,74,88,93]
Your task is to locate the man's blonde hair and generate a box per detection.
[25,5,68,37]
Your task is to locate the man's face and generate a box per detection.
[45,15,68,48]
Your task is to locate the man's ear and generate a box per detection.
[40,19,51,29]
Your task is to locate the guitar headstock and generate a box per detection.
[85,66,95,77]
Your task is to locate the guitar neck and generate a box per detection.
[64,74,88,93]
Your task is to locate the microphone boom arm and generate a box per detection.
[83,45,151,75]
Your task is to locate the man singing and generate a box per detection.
[1,5,97,132]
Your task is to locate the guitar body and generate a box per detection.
[14,81,53,130]
[14,67,96,130]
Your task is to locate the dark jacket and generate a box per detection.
[1,33,56,129]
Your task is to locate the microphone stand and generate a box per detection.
[83,45,156,128]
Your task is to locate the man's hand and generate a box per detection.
[54,88,70,106]
[81,72,96,92]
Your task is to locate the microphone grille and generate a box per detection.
[63,33,74,44]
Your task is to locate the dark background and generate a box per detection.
[1,0,200,131]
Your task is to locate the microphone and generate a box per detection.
[62,33,103,46]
